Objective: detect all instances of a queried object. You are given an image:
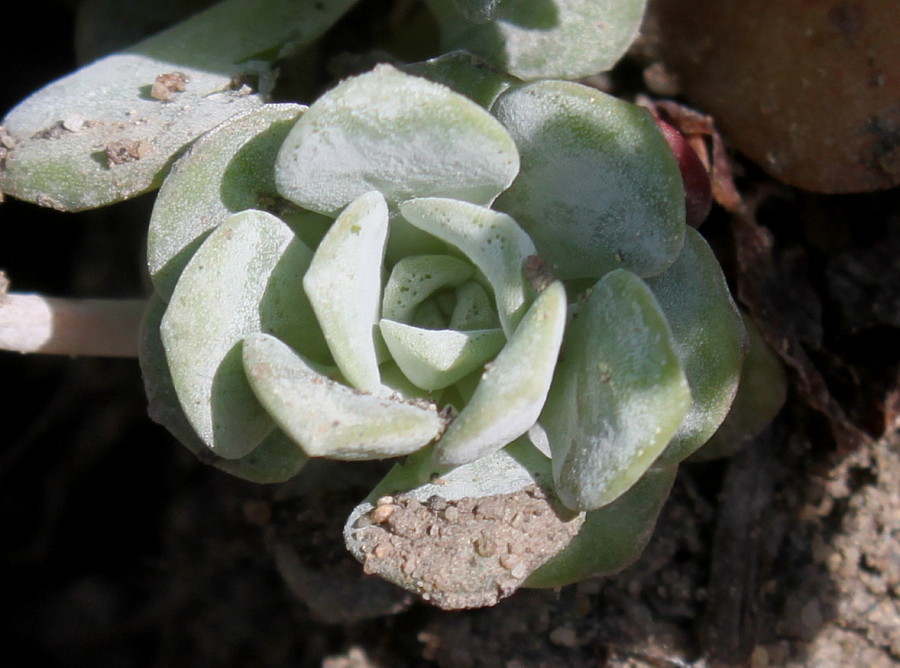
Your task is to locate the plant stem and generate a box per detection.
[0,292,146,357]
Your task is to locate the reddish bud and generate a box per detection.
[653,115,713,228]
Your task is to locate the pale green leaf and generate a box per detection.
[492,80,685,280]
[275,64,520,215]
[693,313,787,461]
[380,320,506,391]
[525,465,677,588]
[399,197,536,335]
[401,51,519,108]
[147,104,311,300]
[449,281,498,330]
[303,191,389,392]
[243,333,446,460]
[0,0,357,211]
[140,292,307,483]
[434,281,567,467]
[161,209,320,458]
[647,228,748,466]
[428,0,646,80]
[542,269,691,511]
[382,255,474,323]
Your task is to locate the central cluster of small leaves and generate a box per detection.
[142,59,748,595]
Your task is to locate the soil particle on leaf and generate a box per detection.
[350,485,584,610]
[104,138,151,166]
[150,71,189,101]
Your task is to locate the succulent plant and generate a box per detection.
[1,0,786,611]
[138,59,777,608]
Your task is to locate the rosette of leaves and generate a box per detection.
[140,61,765,609]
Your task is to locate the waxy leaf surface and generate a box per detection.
[492,80,685,280]
[141,293,307,483]
[434,281,567,466]
[275,65,519,215]
[428,0,646,80]
[243,333,446,460]
[542,270,690,511]
[303,191,389,393]
[0,0,357,211]
[161,209,322,458]
[647,228,747,465]
[400,197,536,335]
[148,104,309,299]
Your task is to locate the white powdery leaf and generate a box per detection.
[161,209,313,459]
[379,320,506,391]
[147,104,307,300]
[399,197,537,336]
[304,191,389,392]
[428,0,646,80]
[434,281,567,466]
[542,269,691,511]
[0,0,357,211]
[492,80,685,280]
[243,333,446,460]
[382,254,474,323]
[275,64,520,215]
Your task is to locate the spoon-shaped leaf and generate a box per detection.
[542,269,691,511]
[647,228,747,466]
[380,321,506,391]
[492,80,685,280]
[525,465,677,587]
[303,191,389,392]
[427,0,647,80]
[161,209,320,458]
[148,104,311,300]
[401,51,519,109]
[0,0,357,211]
[382,255,474,323]
[243,333,446,460]
[140,293,307,483]
[434,280,567,467]
[275,64,520,215]
[400,197,537,335]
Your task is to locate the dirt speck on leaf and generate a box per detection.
[150,71,189,101]
[105,139,151,166]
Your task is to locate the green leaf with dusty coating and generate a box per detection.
[647,228,748,466]
[542,270,691,511]
[434,281,567,467]
[525,465,677,588]
[492,80,685,280]
[161,209,324,458]
[275,64,520,216]
[381,254,474,323]
[380,321,506,391]
[140,293,307,483]
[0,0,358,211]
[693,312,787,461]
[400,197,537,336]
[401,51,519,109]
[148,104,322,300]
[303,191,389,393]
[243,333,447,460]
[428,0,646,80]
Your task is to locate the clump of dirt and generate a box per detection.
[349,485,584,610]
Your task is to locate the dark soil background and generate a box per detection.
[2,2,898,667]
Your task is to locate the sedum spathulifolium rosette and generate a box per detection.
[140,62,754,609]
